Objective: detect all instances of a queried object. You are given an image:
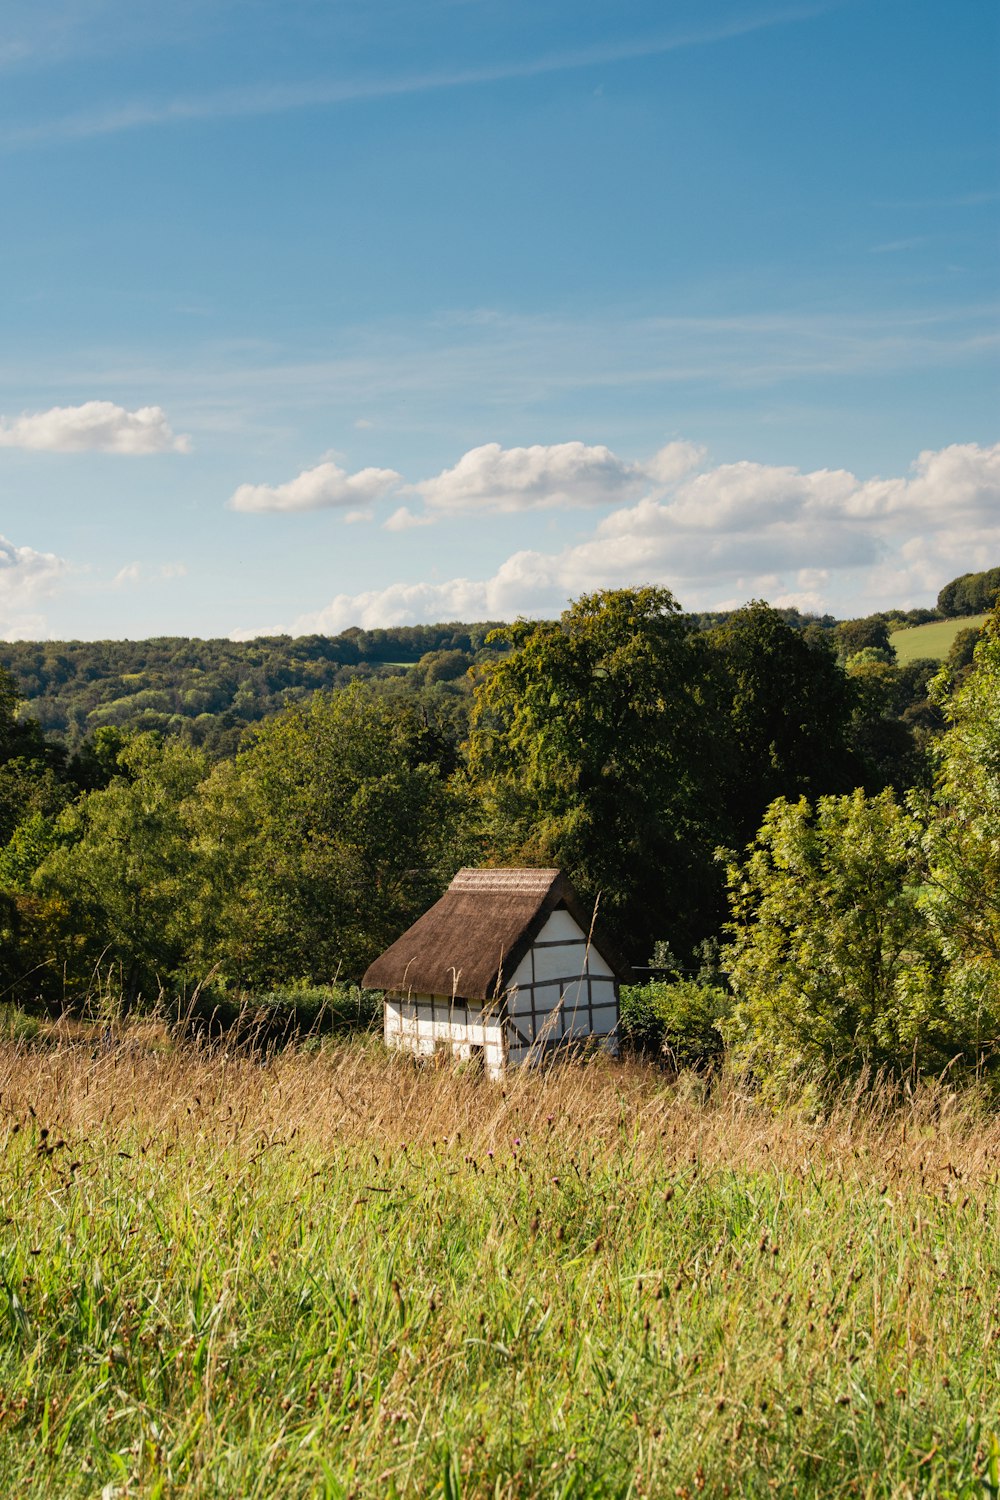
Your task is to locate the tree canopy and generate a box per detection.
[468,587,724,959]
[937,566,1000,618]
[182,683,463,990]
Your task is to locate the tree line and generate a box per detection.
[5,575,982,756]
[0,582,998,1090]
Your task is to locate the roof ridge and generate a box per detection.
[448,867,562,893]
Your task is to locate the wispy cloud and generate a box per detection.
[5,301,992,437]
[0,3,839,149]
[877,189,1000,211]
[869,236,928,255]
[0,40,32,69]
[112,559,189,586]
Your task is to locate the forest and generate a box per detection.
[0,568,997,1095]
[0,602,945,753]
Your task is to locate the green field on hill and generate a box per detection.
[889,613,988,664]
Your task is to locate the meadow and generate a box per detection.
[888,615,989,664]
[2,1025,999,1498]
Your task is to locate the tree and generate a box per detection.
[0,663,70,843]
[414,648,471,684]
[921,605,1000,1044]
[843,653,928,793]
[946,624,983,678]
[185,683,461,988]
[723,789,949,1089]
[468,587,724,961]
[37,735,208,1002]
[937,567,1000,617]
[705,602,857,844]
[834,616,895,661]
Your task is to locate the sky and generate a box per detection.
[0,0,998,641]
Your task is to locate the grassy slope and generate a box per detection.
[1,1034,999,1498]
[889,614,989,664]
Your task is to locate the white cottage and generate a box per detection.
[362,867,632,1079]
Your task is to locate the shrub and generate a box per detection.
[619,979,730,1069]
[179,983,381,1049]
[923,605,1000,1053]
[723,788,954,1090]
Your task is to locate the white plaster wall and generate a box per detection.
[586,949,614,978]
[384,994,506,1079]
[506,908,619,1042]
[537,907,586,942]
[508,986,533,1017]
[532,941,588,983]
[510,909,616,980]
[510,947,535,994]
[531,979,581,1013]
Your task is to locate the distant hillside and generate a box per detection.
[0,623,506,754]
[889,614,989,665]
[0,580,992,754]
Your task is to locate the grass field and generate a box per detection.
[2,1028,1000,1498]
[889,615,989,664]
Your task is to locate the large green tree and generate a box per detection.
[921,605,1000,1041]
[36,735,208,1002]
[723,789,949,1088]
[705,601,858,842]
[186,683,461,988]
[468,587,724,961]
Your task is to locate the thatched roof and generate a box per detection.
[362,867,632,1001]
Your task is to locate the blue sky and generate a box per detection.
[1,0,997,639]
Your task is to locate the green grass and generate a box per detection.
[889,614,989,664]
[2,1034,1000,1497]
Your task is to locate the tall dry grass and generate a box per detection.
[1,1027,999,1497]
[6,1024,1000,1189]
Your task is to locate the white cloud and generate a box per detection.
[282,440,1000,634]
[0,533,69,639]
[294,579,500,636]
[110,561,187,588]
[112,560,189,587]
[416,440,647,515]
[0,401,189,454]
[244,438,702,529]
[643,441,707,487]
[228,459,402,514]
[847,441,1000,522]
[229,622,289,641]
[383,505,435,532]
